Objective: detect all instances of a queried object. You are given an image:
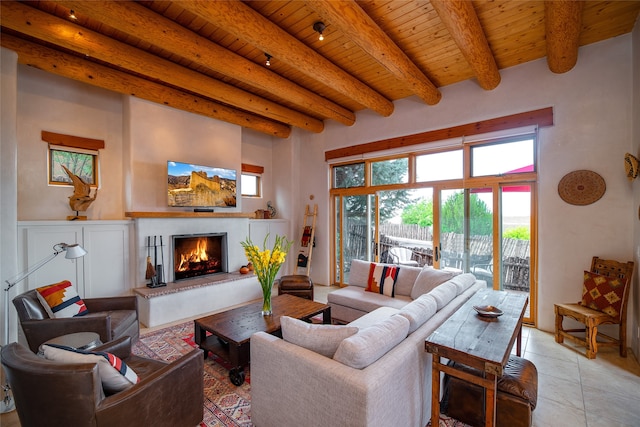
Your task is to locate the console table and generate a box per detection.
[425,289,528,427]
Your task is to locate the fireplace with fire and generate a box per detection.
[173,233,228,281]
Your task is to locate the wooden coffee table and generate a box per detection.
[194,293,331,385]
[425,289,528,427]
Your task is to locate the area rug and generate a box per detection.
[133,321,471,427]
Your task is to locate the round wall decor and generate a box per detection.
[557,170,606,206]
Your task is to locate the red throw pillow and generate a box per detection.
[366,263,400,297]
[580,271,626,318]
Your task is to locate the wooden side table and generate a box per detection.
[425,289,528,427]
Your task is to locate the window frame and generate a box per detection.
[241,163,264,198]
[48,145,100,188]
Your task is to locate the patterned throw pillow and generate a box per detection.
[42,344,139,393]
[580,271,626,318]
[36,280,88,318]
[366,263,400,297]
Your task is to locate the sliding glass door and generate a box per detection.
[438,188,494,279]
[335,193,376,284]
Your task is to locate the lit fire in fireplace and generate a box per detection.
[177,238,211,272]
[173,233,227,281]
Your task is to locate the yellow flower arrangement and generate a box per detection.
[241,234,293,315]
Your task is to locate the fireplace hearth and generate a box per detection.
[173,233,228,281]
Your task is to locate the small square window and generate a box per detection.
[49,145,99,187]
[241,174,261,197]
[333,162,365,188]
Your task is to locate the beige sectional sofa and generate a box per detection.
[250,260,486,427]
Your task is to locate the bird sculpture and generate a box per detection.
[62,165,98,217]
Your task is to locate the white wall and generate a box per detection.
[631,17,640,358]
[241,128,275,215]
[125,97,243,213]
[16,66,125,220]
[1,48,19,344]
[298,35,636,338]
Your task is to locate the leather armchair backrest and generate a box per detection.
[1,342,103,427]
[13,290,51,321]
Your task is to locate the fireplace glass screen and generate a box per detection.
[173,233,228,281]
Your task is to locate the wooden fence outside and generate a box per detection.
[342,222,531,291]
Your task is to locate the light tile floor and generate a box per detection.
[3,285,639,427]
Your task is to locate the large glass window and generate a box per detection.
[471,138,534,177]
[416,150,463,182]
[330,134,537,325]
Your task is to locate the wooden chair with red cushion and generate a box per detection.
[554,256,634,359]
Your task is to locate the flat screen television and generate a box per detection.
[167,161,237,208]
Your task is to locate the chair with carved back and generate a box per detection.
[554,256,634,359]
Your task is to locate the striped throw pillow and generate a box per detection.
[35,280,88,318]
[366,263,400,297]
[42,344,139,393]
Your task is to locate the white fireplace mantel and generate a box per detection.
[128,214,267,327]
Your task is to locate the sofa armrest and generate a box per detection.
[83,296,137,313]
[96,348,204,427]
[20,316,113,353]
[251,331,425,427]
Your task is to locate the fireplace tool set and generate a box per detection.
[146,235,167,288]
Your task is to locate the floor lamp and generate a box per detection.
[1,242,87,413]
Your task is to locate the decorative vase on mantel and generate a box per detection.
[241,234,293,316]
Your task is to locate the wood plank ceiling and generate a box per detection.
[2,1,639,138]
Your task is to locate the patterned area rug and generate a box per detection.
[133,321,471,427]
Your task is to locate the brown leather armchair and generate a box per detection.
[2,336,204,427]
[12,289,139,354]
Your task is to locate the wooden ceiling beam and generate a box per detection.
[180,0,394,117]
[430,0,501,91]
[0,1,321,133]
[305,0,441,105]
[545,0,585,74]
[55,0,355,127]
[0,34,291,138]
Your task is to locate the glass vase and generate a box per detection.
[261,288,272,316]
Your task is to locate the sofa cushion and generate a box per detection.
[448,273,479,295]
[35,280,88,319]
[348,259,372,288]
[328,286,411,314]
[366,263,400,296]
[429,281,459,310]
[333,314,410,369]
[280,316,358,358]
[348,306,400,329]
[42,344,139,393]
[410,267,458,300]
[394,265,423,297]
[398,293,438,333]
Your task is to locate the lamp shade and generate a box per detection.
[64,244,87,259]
